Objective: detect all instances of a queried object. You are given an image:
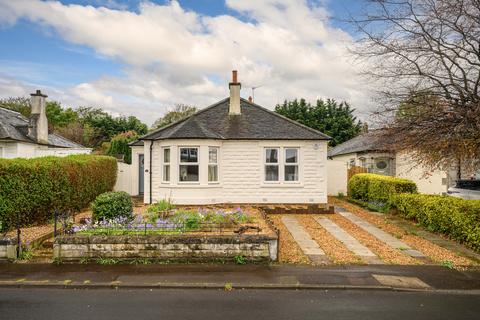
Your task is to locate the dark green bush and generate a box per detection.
[391,194,480,252]
[91,191,133,222]
[348,173,417,211]
[0,155,117,231]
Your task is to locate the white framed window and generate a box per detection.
[179,147,199,182]
[284,148,299,182]
[264,148,279,181]
[162,147,170,182]
[208,147,219,182]
[359,157,366,168]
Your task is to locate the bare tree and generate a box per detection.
[351,0,480,173]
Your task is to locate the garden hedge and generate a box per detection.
[0,155,117,231]
[348,173,417,210]
[391,194,480,252]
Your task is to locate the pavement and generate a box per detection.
[2,287,480,320]
[0,264,479,292]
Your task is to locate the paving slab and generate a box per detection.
[372,274,430,289]
[314,217,384,264]
[338,211,425,258]
[281,216,329,264]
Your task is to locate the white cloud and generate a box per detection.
[0,0,374,125]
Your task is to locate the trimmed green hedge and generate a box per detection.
[392,194,480,252]
[348,173,417,211]
[0,155,117,231]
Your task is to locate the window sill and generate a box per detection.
[260,182,303,188]
[158,183,222,189]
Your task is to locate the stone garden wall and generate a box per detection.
[0,238,17,260]
[54,234,278,262]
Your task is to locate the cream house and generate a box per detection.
[129,71,331,205]
[328,130,450,194]
[0,90,91,158]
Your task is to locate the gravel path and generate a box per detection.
[328,213,419,265]
[330,197,477,267]
[296,215,361,264]
[269,214,311,265]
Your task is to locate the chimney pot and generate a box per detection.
[232,70,238,83]
[248,96,253,103]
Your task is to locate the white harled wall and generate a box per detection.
[0,141,91,159]
[142,139,328,204]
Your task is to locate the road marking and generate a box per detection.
[314,217,384,264]
[281,216,329,264]
[338,211,425,258]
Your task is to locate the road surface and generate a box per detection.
[1,288,479,320]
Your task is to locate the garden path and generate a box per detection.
[281,216,330,264]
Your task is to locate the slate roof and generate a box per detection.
[328,130,391,157]
[140,98,331,142]
[0,106,87,148]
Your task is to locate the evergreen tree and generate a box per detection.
[275,98,362,146]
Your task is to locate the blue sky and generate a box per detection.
[0,0,371,124]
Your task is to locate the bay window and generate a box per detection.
[162,147,170,182]
[179,147,199,182]
[208,147,219,182]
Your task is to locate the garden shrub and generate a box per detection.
[391,194,480,252]
[348,173,417,211]
[0,155,117,231]
[91,191,133,222]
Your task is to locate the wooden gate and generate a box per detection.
[347,166,368,181]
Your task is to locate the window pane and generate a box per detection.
[163,165,170,181]
[265,148,278,163]
[285,165,298,181]
[208,165,218,182]
[179,165,199,181]
[180,148,198,163]
[209,148,218,163]
[163,148,170,163]
[285,148,298,163]
[265,165,279,181]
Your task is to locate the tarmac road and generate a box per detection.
[0,288,479,320]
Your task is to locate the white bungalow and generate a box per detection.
[128,71,331,205]
[0,90,90,158]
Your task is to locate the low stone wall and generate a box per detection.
[54,234,278,262]
[0,238,17,260]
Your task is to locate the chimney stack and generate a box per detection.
[29,90,49,144]
[229,70,241,115]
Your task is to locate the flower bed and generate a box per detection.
[73,207,255,236]
[54,205,278,262]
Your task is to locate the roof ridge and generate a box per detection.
[240,98,331,139]
[140,97,229,140]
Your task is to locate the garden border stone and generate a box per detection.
[0,237,17,260]
[54,234,278,262]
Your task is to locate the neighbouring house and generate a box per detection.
[328,130,463,194]
[0,90,91,158]
[125,71,331,205]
